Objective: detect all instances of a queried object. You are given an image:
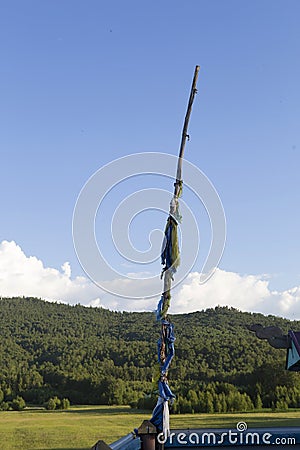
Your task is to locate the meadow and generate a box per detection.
[0,406,300,450]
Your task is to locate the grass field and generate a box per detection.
[0,406,300,450]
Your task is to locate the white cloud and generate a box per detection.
[171,269,300,320]
[0,240,104,307]
[61,261,71,278]
[1,240,300,320]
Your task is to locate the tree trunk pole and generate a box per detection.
[175,65,200,195]
[160,65,200,368]
[164,64,200,296]
[153,66,200,441]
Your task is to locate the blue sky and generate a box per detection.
[1,1,300,316]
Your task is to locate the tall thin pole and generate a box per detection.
[151,66,200,438]
[164,65,200,299]
[175,65,200,193]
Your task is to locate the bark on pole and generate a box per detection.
[175,65,200,194]
[164,65,200,296]
[160,63,200,392]
[153,65,200,443]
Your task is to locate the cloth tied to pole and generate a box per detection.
[150,65,200,438]
[161,216,180,276]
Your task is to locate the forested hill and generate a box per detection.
[1,296,300,412]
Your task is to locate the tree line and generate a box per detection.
[0,297,299,412]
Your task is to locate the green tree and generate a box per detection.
[275,399,288,411]
[179,397,192,413]
[214,395,223,413]
[187,389,199,412]
[0,402,9,411]
[220,392,227,413]
[61,398,70,410]
[205,392,214,413]
[46,396,61,410]
[46,398,56,410]
[11,396,26,411]
[255,393,263,410]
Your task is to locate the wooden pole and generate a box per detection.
[160,65,200,348]
[154,65,200,441]
[170,65,200,218]
[175,65,200,195]
[163,64,200,305]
